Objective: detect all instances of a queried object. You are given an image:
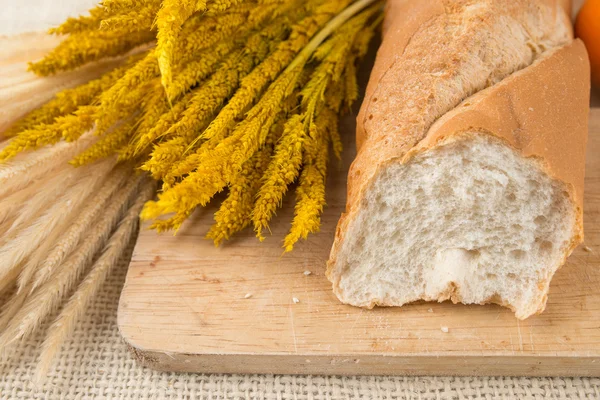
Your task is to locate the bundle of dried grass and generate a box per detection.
[3,0,382,250]
[0,140,155,378]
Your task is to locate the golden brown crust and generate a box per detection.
[327,1,589,317]
[356,0,444,151]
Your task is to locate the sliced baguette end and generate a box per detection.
[328,134,582,320]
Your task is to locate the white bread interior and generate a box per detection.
[330,133,576,319]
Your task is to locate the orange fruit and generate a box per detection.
[576,0,600,86]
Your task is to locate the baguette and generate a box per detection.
[327,0,590,319]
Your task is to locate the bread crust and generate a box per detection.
[407,40,589,236]
[327,0,589,318]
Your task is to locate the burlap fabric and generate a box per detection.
[0,237,598,400]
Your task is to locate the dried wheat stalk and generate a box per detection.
[35,180,156,381]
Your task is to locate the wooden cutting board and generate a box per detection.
[118,108,600,377]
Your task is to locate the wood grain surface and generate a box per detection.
[118,107,600,376]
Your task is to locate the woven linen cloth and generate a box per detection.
[0,237,598,400]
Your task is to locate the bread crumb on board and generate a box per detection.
[244,293,252,299]
[441,326,449,333]
[583,246,593,253]
[303,270,312,276]
[293,297,300,304]
[427,308,433,313]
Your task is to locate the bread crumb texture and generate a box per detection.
[333,135,576,319]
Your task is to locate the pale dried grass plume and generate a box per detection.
[35,180,156,381]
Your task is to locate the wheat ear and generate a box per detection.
[29,169,141,292]
[21,164,131,293]
[0,158,113,290]
[35,180,156,381]
[0,132,94,199]
[5,163,77,237]
[15,235,56,296]
[0,164,72,247]
[12,164,96,292]
[0,288,29,332]
[0,266,20,296]
[0,177,41,228]
[4,166,79,292]
[0,173,145,352]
